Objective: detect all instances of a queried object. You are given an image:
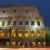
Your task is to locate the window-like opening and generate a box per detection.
[25,21,29,26]
[8,21,11,25]
[26,9,29,13]
[18,31,23,37]
[19,21,23,25]
[14,9,16,13]
[31,21,35,25]
[37,21,40,26]
[3,10,5,13]
[25,31,29,37]
[13,20,17,25]
[2,21,5,26]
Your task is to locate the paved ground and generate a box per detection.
[0,48,50,50]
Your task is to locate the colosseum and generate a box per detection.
[0,5,46,48]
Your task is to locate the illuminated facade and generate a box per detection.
[0,5,46,48]
[46,28,50,47]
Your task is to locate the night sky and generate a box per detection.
[0,0,50,27]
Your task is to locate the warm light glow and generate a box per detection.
[12,42,16,45]
[7,33,10,37]
[44,41,46,46]
[37,33,40,37]
[0,5,46,48]
[33,42,36,45]
[0,31,4,37]
[18,33,22,37]
[11,30,16,37]
[25,33,29,37]
[7,42,9,45]
[31,34,35,37]
[2,33,4,37]
[11,33,16,37]
[43,31,46,37]
[38,42,41,45]
[25,31,29,37]
[31,31,35,37]
[18,31,23,37]
[44,31,46,34]
[12,30,16,33]
[18,42,21,45]
[43,33,45,37]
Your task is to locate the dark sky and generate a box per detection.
[0,0,50,27]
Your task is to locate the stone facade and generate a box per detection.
[0,5,46,48]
